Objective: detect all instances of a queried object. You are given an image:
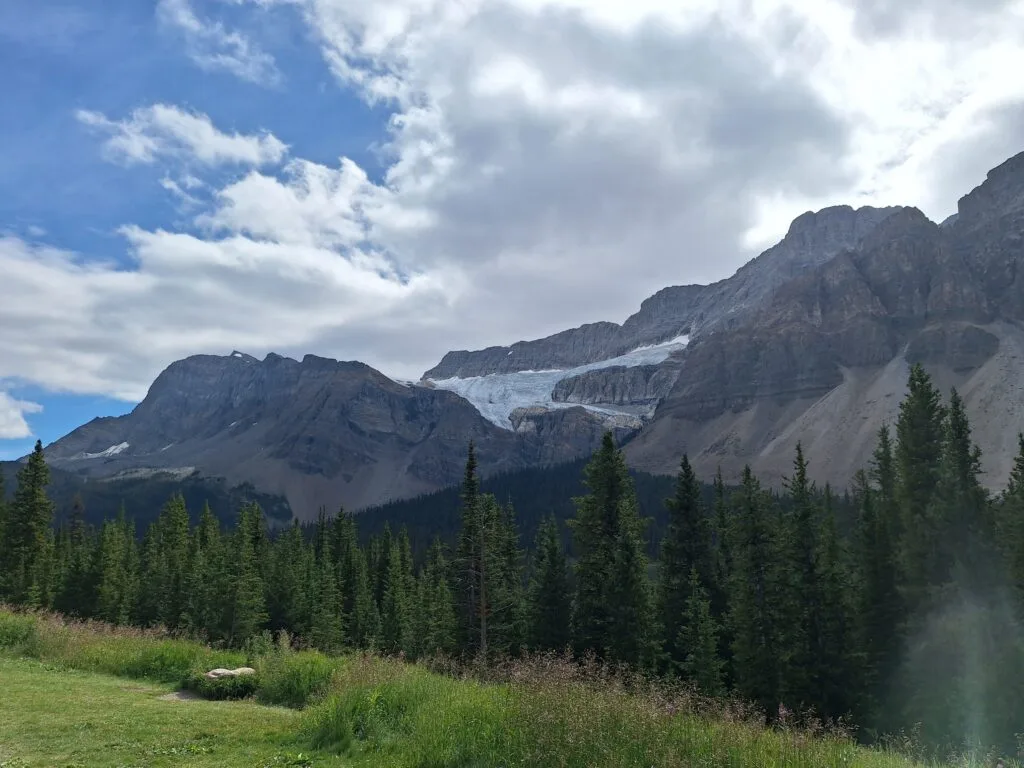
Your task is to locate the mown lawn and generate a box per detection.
[0,655,343,767]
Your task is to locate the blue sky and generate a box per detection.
[1,0,1022,461]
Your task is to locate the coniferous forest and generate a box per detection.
[3,363,1024,757]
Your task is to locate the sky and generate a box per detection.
[2,0,1024,460]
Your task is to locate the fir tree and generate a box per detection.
[570,432,639,658]
[419,539,458,657]
[309,536,345,653]
[728,466,784,718]
[658,454,714,670]
[526,515,572,652]
[487,499,527,657]
[1,441,55,603]
[999,434,1024,605]
[606,492,656,667]
[55,494,96,617]
[456,442,484,654]
[226,503,268,646]
[380,533,412,654]
[679,567,724,697]
[894,364,946,610]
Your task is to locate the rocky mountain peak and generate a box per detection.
[956,150,1024,229]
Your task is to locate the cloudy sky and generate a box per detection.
[1,0,1024,458]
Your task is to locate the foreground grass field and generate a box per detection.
[0,608,979,768]
[0,655,337,767]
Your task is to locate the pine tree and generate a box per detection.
[779,443,820,710]
[1,441,55,603]
[226,503,268,646]
[999,434,1024,606]
[183,503,224,639]
[570,432,639,658]
[309,536,345,653]
[815,488,854,720]
[526,515,572,652]
[347,544,380,649]
[606,492,656,667]
[487,499,527,657]
[419,538,458,657]
[679,567,724,697]
[267,520,309,637]
[894,364,946,610]
[658,454,714,670]
[728,466,784,717]
[55,494,96,617]
[380,533,412,655]
[456,442,484,654]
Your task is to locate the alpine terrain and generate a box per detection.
[41,150,1024,518]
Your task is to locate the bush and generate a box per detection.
[0,611,37,652]
[256,642,340,708]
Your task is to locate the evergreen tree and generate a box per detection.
[309,536,345,653]
[894,364,946,610]
[456,442,484,654]
[347,544,380,649]
[267,520,309,637]
[570,432,641,658]
[487,499,527,657]
[815,487,854,720]
[1,441,55,603]
[183,503,224,639]
[999,434,1024,605]
[779,443,820,710]
[679,567,724,696]
[55,494,96,617]
[526,515,572,652]
[226,502,268,646]
[606,492,656,667]
[418,538,458,657]
[728,466,784,717]
[380,533,412,654]
[658,454,714,670]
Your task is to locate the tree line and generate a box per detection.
[2,363,1024,755]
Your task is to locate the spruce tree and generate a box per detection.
[380,533,412,654]
[456,442,484,654]
[679,567,724,696]
[183,503,224,639]
[728,466,784,717]
[815,488,854,720]
[226,503,268,646]
[658,454,714,670]
[606,492,656,667]
[267,520,309,637]
[526,515,572,652]
[419,538,458,657]
[570,432,638,658]
[2,441,55,603]
[999,434,1024,605]
[309,537,345,653]
[487,499,527,657]
[894,364,946,610]
[55,494,96,617]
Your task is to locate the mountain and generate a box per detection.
[43,351,632,520]
[40,150,1024,516]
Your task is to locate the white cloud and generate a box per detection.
[157,0,282,85]
[4,0,1024,407]
[0,392,42,440]
[76,104,288,167]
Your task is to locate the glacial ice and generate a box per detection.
[81,442,130,459]
[425,335,689,429]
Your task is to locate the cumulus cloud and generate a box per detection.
[4,0,1024,407]
[76,104,288,167]
[0,391,42,440]
[157,0,281,84]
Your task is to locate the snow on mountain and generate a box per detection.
[424,335,689,429]
[79,442,130,459]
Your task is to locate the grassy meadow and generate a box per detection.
[0,607,995,768]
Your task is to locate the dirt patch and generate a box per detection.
[158,689,203,702]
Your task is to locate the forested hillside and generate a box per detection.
[1,363,1022,759]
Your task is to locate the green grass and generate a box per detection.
[0,655,342,767]
[0,608,981,768]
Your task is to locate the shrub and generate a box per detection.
[257,649,339,709]
[0,610,37,652]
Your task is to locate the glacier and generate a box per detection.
[80,442,130,459]
[424,335,689,429]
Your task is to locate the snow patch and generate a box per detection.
[81,442,129,459]
[425,335,689,429]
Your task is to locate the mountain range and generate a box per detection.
[35,150,1024,521]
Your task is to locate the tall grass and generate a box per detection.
[0,607,998,767]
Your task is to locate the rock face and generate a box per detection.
[45,353,619,519]
[43,151,1024,507]
[424,205,903,379]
